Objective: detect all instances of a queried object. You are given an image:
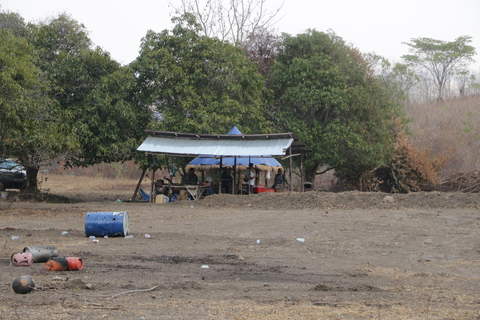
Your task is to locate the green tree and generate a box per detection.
[366,53,418,105]
[30,14,151,170]
[268,30,396,186]
[1,13,150,190]
[0,9,28,37]
[0,29,74,190]
[133,14,271,135]
[402,36,476,101]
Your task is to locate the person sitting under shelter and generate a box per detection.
[272,168,287,189]
[221,167,233,194]
[186,168,198,185]
[245,163,257,194]
[155,179,167,195]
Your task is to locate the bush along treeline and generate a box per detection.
[0,9,477,193]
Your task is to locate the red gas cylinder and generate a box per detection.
[253,186,265,194]
[44,257,83,271]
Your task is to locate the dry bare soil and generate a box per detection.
[1,174,480,319]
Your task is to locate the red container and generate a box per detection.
[253,186,275,193]
[253,186,265,194]
[44,257,83,271]
[66,257,83,270]
[44,257,68,271]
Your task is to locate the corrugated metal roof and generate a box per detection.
[137,136,294,157]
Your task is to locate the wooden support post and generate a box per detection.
[301,153,304,192]
[289,146,293,192]
[218,157,223,194]
[132,168,147,202]
[233,157,237,194]
[150,156,156,203]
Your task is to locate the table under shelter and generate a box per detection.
[135,129,310,202]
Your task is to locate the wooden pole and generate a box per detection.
[219,157,223,194]
[289,146,293,192]
[131,168,147,202]
[248,156,251,195]
[233,157,237,194]
[301,153,304,192]
[150,155,156,203]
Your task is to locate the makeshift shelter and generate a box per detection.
[186,126,282,171]
[135,128,310,201]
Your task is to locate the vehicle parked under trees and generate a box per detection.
[0,159,27,190]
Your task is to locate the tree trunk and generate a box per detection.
[26,167,39,191]
[304,164,319,185]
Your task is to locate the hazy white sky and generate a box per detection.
[2,0,479,69]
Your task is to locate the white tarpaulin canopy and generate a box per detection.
[136,130,299,158]
[187,126,283,170]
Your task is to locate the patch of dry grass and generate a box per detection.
[406,95,480,178]
[39,174,140,193]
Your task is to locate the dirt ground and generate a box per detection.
[1,175,480,319]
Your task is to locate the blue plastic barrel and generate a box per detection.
[85,212,130,237]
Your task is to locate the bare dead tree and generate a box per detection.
[170,0,284,48]
[242,26,282,76]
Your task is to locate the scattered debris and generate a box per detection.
[427,171,480,193]
[23,246,59,263]
[111,285,159,299]
[44,257,83,271]
[11,252,33,266]
[12,275,35,294]
[383,195,395,203]
[51,276,68,282]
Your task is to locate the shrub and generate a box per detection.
[364,118,453,193]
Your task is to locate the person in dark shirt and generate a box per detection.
[186,168,198,185]
[221,167,233,194]
[273,168,287,189]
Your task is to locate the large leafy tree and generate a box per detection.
[1,13,150,190]
[268,30,396,186]
[402,36,476,101]
[133,14,271,135]
[30,14,151,169]
[0,29,74,190]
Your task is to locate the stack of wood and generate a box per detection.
[423,172,480,193]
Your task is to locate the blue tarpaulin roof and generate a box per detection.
[187,126,282,169]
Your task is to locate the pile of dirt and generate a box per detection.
[2,173,479,211]
[186,190,480,210]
